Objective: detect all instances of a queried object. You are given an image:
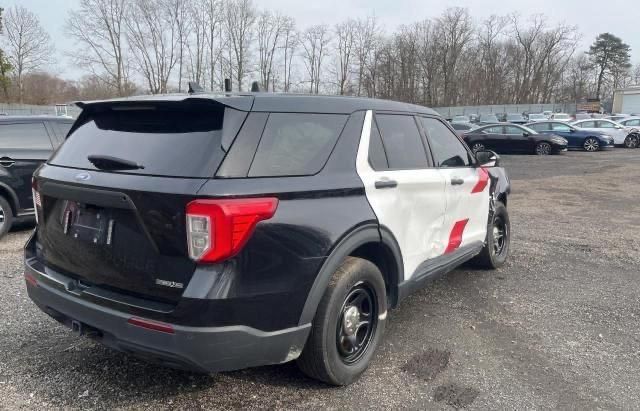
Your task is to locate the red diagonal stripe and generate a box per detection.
[445,219,469,254]
[471,167,489,193]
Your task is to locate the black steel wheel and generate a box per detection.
[297,257,387,386]
[0,196,13,240]
[470,201,510,269]
[336,282,378,364]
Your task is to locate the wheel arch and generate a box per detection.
[298,223,404,326]
[0,182,19,215]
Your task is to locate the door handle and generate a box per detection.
[375,179,398,189]
[451,177,465,186]
[0,158,15,168]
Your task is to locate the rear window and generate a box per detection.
[248,113,347,177]
[49,105,235,178]
[0,122,53,150]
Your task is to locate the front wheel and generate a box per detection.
[470,201,510,269]
[624,134,639,149]
[535,142,552,155]
[297,257,387,386]
[583,137,600,152]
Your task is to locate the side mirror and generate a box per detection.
[522,132,530,137]
[475,150,500,168]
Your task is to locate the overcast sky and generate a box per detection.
[4,0,640,80]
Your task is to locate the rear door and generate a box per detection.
[549,122,577,146]
[356,111,447,281]
[35,100,248,303]
[0,121,54,213]
[504,125,530,153]
[418,116,489,253]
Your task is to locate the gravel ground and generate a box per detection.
[1,149,639,409]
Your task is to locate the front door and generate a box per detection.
[356,111,447,281]
[418,116,490,254]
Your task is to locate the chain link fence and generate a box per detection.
[0,103,81,118]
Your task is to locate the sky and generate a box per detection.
[3,0,640,80]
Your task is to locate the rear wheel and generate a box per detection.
[470,201,510,269]
[0,196,13,239]
[297,257,386,386]
[624,134,639,149]
[583,137,600,152]
[535,142,552,155]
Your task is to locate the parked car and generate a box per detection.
[551,113,572,122]
[451,115,471,123]
[571,118,639,148]
[526,121,614,152]
[463,123,568,155]
[542,110,553,119]
[527,113,547,122]
[0,116,73,239]
[615,116,640,129]
[450,121,478,136]
[574,112,592,121]
[604,114,629,122]
[479,114,499,124]
[506,113,527,124]
[24,93,511,386]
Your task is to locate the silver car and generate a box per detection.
[571,118,639,148]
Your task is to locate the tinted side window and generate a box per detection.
[375,114,428,169]
[484,126,503,134]
[578,121,595,128]
[551,123,571,132]
[529,123,550,132]
[420,117,471,168]
[248,113,347,177]
[596,121,615,128]
[368,119,388,170]
[0,122,52,150]
[504,126,524,135]
[50,121,73,140]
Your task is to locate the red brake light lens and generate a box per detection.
[186,198,278,263]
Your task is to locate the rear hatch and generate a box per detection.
[34,97,251,303]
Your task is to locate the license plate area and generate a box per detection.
[64,202,114,246]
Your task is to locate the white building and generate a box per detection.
[612,86,640,114]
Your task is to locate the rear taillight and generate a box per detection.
[32,178,41,224]
[186,198,278,263]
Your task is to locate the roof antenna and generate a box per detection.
[188,81,204,94]
[251,81,261,92]
[224,78,232,93]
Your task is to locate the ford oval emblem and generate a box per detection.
[75,172,91,181]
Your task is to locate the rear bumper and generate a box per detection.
[24,239,310,373]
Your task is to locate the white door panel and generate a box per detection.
[356,111,447,280]
[438,167,490,253]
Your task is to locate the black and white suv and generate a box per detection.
[25,93,511,385]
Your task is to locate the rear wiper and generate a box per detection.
[87,155,145,171]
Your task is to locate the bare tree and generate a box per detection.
[353,16,380,97]
[301,24,331,94]
[256,11,286,91]
[280,16,297,92]
[436,7,473,106]
[335,19,356,95]
[125,0,181,94]
[67,0,129,96]
[5,5,54,103]
[224,0,256,91]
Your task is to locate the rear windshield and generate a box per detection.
[50,105,240,178]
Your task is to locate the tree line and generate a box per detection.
[0,0,638,108]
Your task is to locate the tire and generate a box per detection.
[297,257,387,386]
[0,196,13,240]
[583,137,600,152]
[624,134,639,149]
[535,142,552,155]
[470,201,510,269]
[471,143,485,153]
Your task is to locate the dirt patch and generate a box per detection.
[433,383,479,408]
[401,348,450,381]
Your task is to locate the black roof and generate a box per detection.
[0,115,73,122]
[76,92,439,116]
